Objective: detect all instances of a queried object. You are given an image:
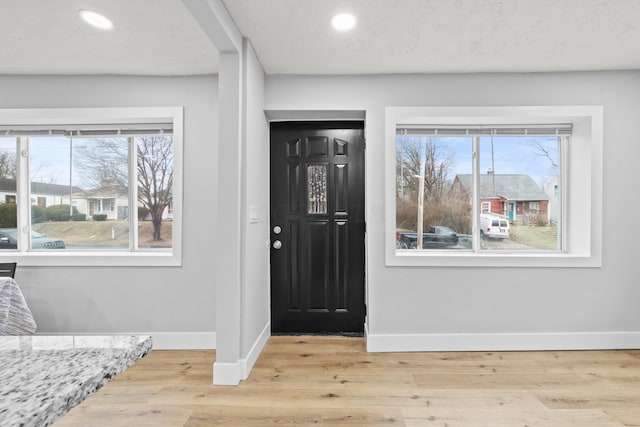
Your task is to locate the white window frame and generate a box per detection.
[0,107,183,267]
[385,106,603,268]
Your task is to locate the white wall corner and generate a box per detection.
[240,322,271,380]
[366,331,640,353]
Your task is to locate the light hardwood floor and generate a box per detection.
[56,336,640,426]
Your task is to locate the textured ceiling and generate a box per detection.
[0,0,218,75]
[0,0,639,76]
[223,0,640,74]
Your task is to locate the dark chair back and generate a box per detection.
[0,262,17,278]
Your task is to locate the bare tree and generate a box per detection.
[396,136,463,233]
[74,136,173,242]
[396,137,453,202]
[74,139,128,189]
[523,137,560,190]
[423,140,452,202]
[0,152,16,179]
[527,138,559,169]
[137,136,173,241]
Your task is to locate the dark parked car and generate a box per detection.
[0,228,66,249]
[397,226,471,249]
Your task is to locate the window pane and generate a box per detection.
[29,137,129,250]
[479,136,561,251]
[307,164,327,214]
[0,138,17,250]
[396,135,472,250]
[136,136,173,249]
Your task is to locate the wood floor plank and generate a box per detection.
[183,406,405,426]
[146,383,433,410]
[535,387,640,426]
[401,389,547,410]
[55,337,640,426]
[402,408,624,427]
[414,372,600,390]
[55,406,193,427]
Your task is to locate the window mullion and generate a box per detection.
[130,136,138,251]
[16,137,31,251]
[471,136,481,251]
[559,135,568,252]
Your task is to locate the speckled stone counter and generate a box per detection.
[0,335,152,427]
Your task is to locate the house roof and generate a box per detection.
[0,179,17,193]
[0,178,82,196]
[73,185,129,199]
[454,174,549,201]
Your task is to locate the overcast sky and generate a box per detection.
[399,135,560,189]
[0,136,128,189]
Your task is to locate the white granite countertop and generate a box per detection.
[0,335,152,427]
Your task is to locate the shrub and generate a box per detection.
[0,203,17,228]
[71,213,87,221]
[93,214,108,221]
[45,204,76,222]
[536,217,549,227]
[31,205,47,224]
[396,196,471,234]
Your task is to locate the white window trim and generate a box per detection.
[0,107,183,267]
[385,106,603,268]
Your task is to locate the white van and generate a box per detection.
[479,214,510,239]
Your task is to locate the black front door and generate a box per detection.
[270,121,365,334]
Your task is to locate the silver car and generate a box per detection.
[0,228,66,249]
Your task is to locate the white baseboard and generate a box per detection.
[213,361,242,386]
[240,322,270,380]
[365,330,640,352]
[214,322,271,385]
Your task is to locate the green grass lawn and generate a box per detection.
[509,224,558,250]
[33,220,172,248]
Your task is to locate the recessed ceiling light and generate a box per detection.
[79,10,114,30]
[331,13,356,31]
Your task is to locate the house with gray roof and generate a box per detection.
[0,178,82,208]
[451,172,552,225]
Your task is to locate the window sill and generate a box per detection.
[390,249,599,268]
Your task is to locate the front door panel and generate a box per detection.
[270,121,365,334]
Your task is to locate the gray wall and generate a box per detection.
[241,43,270,358]
[265,71,640,345]
[4,70,639,352]
[0,75,218,342]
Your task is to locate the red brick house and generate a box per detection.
[451,172,551,225]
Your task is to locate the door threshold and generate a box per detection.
[271,332,364,337]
